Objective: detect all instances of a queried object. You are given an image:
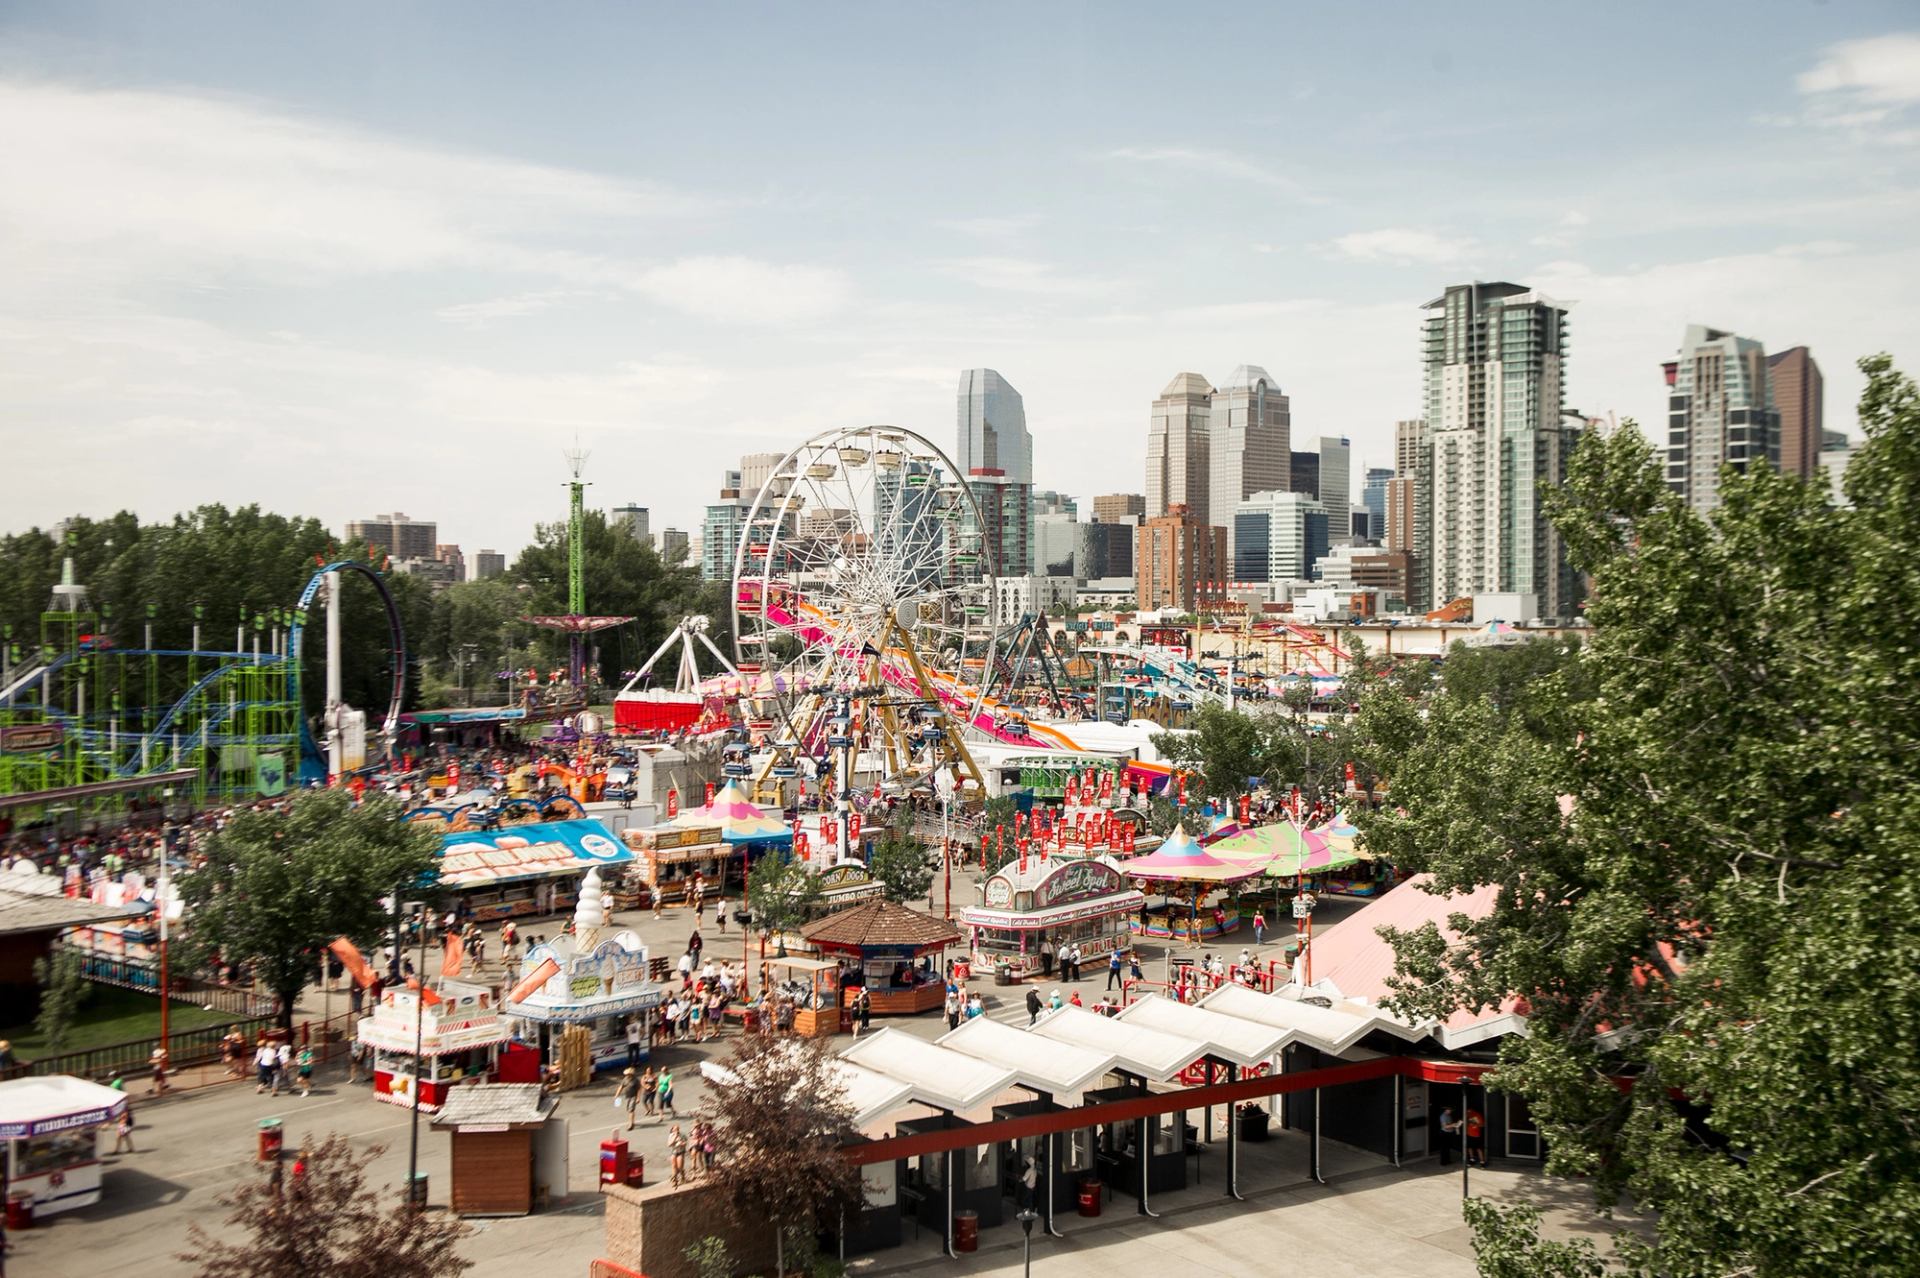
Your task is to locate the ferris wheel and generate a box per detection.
[730,425,997,794]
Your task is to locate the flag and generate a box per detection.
[329,937,376,988]
[508,957,561,1005]
[442,934,465,979]
[403,977,443,1006]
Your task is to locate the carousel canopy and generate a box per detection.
[672,780,789,842]
[801,898,961,952]
[1119,826,1260,884]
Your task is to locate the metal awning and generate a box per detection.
[1114,994,1291,1068]
[1199,984,1401,1055]
[937,1016,1118,1096]
[1028,1004,1205,1082]
[839,1027,1019,1112]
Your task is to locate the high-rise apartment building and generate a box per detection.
[701,499,751,581]
[1422,281,1580,619]
[610,504,650,545]
[1662,325,1780,514]
[434,544,466,584]
[658,529,689,561]
[1361,467,1393,541]
[739,452,784,498]
[1146,373,1213,523]
[964,470,1032,581]
[1301,436,1350,547]
[1091,493,1145,523]
[1233,491,1329,584]
[1390,419,1430,604]
[1075,520,1135,581]
[1384,477,1418,554]
[473,549,506,581]
[346,512,438,559]
[1394,419,1428,476]
[1767,346,1823,479]
[1208,366,1291,564]
[1135,505,1226,612]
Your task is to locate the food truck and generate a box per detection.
[962,856,1144,978]
[503,868,664,1072]
[357,979,510,1112]
[0,1075,128,1219]
[437,817,633,921]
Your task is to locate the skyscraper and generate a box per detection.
[1393,419,1428,476]
[1233,490,1329,584]
[957,370,1033,484]
[1146,373,1213,523]
[1208,366,1291,564]
[658,529,689,561]
[610,503,650,545]
[1662,325,1780,514]
[1291,436,1350,547]
[1135,505,1226,612]
[1767,346,1824,480]
[1361,467,1393,541]
[346,512,438,559]
[963,469,1032,582]
[1422,281,1580,619]
[1091,493,1145,523]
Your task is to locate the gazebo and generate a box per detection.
[1121,826,1260,944]
[800,899,959,1016]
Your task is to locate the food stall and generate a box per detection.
[503,868,663,1073]
[620,822,728,905]
[765,956,843,1037]
[800,900,957,1016]
[962,857,1144,978]
[0,1076,128,1220]
[430,1084,559,1217]
[437,818,634,921]
[357,979,511,1112]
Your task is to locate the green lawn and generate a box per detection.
[2,985,233,1060]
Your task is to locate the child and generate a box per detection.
[668,1124,688,1186]
[112,1106,136,1154]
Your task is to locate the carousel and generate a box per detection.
[357,978,510,1112]
[962,854,1143,978]
[1121,826,1261,943]
[503,868,665,1074]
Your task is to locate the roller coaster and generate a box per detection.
[0,553,406,816]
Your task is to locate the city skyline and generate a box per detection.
[2,7,1916,557]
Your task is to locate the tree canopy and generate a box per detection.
[1354,356,1920,1277]
[867,810,935,905]
[178,789,440,1027]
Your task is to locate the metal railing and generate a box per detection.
[0,1016,272,1085]
[58,948,280,1020]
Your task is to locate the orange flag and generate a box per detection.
[404,977,443,1006]
[329,937,376,989]
[442,933,465,979]
[508,957,560,1005]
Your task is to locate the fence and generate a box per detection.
[0,1015,273,1085]
[59,947,279,1020]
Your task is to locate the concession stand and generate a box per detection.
[962,857,1144,978]
[622,823,728,905]
[800,900,958,1016]
[765,956,843,1037]
[430,1084,558,1217]
[358,979,510,1112]
[0,1075,127,1221]
[437,818,633,921]
[503,868,663,1074]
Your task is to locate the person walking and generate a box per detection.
[639,1065,658,1118]
[714,897,728,934]
[1252,910,1266,947]
[1026,987,1042,1026]
[668,1124,689,1186]
[615,1068,641,1131]
[296,1044,315,1097]
[657,1067,676,1118]
[254,1039,277,1093]
[625,1016,643,1068]
[348,1037,367,1085]
[274,1040,293,1096]
[1465,1107,1488,1167]
[111,1105,136,1154]
[148,1044,171,1096]
[1107,948,1124,991]
[945,988,961,1031]
[688,928,703,963]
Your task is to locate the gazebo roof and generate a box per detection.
[801,898,961,951]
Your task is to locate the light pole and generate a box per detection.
[1018,1207,1038,1276]
[403,900,427,1208]
[157,786,175,1058]
[935,769,956,919]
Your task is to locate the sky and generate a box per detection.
[3,2,1918,559]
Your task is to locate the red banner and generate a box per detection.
[666,787,679,819]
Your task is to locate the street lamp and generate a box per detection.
[935,768,956,919]
[403,900,428,1208]
[1017,1207,1038,1277]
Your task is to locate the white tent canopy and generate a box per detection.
[1114,994,1291,1068]
[1028,1004,1205,1082]
[840,1028,1019,1112]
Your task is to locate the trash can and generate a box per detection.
[1077,1181,1102,1217]
[5,1190,33,1231]
[953,1209,978,1252]
[407,1172,429,1208]
[994,964,1014,987]
[257,1118,284,1162]
[1238,1106,1272,1142]
[625,1155,645,1188]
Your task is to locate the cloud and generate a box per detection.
[626,256,851,325]
[434,290,595,326]
[1103,146,1319,199]
[1329,228,1478,265]
[1530,210,1591,250]
[929,256,1121,298]
[933,215,1041,240]
[1798,33,1920,104]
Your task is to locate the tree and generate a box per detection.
[178,1134,471,1278]
[1150,703,1267,803]
[746,853,824,953]
[1354,357,1920,1277]
[30,948,90,1051]
[178,790,440,1029]
[867,810,934,904]
[700,1035,866,1277]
